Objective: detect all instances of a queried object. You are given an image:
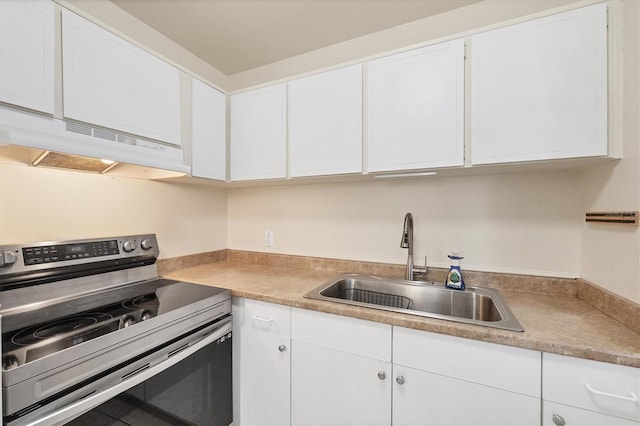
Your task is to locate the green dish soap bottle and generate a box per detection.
[445,251,465,291]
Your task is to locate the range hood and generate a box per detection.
[0,105,190,174]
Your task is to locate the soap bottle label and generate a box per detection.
[446,268,463,289]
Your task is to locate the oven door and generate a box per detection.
[9,319,232,426]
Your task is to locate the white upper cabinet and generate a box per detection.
[61,9,182,145]
[366,39,465,173]
[230,84,287,181]
[0,0,55,114]
[191,79,226,180]
[471,3,608,165]
[288,65,363,177]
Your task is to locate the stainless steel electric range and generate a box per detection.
[0,234,232,426]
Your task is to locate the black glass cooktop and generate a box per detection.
[1,279,229,371]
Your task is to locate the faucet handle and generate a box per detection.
[414,256,428,275]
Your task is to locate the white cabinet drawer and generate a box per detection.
[243,299,291,337]
[393,327,541,397]
[291,308,391,362]
[543,401,639,426]
[543,353,640,421]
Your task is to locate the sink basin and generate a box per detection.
[304,274,523,332]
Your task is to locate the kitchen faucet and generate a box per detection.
[400,213,427,281]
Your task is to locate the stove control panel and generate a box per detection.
[23,240,120,265]
[0,234,159,275]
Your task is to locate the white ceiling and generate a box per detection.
[109,0,481,75]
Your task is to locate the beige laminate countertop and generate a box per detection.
[163,261,640,368]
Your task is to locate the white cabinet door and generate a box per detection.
[393,365,540,426]
[235,299,291,426]
[288,64,362,177]
[471,3,607,164]
[543,401,640,426]
[61,9,181,145]
[230,84,287,181]
[0,0,55,114]
[191,79,226,180]
[291,340,391,426]
[367,39,465,172]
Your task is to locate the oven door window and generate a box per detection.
[68,335,232,426]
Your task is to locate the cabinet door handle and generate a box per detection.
[552,414,565,426]
[377,371,386,380]
[252,314,273,323]
[396,376,405,385]
[278,344,287,352]
[585,382,639,402]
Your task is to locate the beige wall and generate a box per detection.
[0,162,228,259]
[228,171,582,278]
[579,0,640,303]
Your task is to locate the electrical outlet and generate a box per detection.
[265,231,274,247]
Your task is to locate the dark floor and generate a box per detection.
[67,393,190,426]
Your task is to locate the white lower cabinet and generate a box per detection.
[233,298,291,426]
[393,365,540,426]
[393,326,541,426]
[542,353,640,425]
[291,307,392,425]
[235,301,639,426]
[291,340,391,425]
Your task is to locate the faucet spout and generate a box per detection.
[400,213,413,253]
[400,213,426,281]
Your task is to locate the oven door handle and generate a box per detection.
[24,319,232,426]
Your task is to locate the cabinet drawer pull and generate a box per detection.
[585,382,639,403]
[252,314,274,323]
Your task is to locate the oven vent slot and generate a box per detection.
[122,364,150,381]
[168,343,189,358]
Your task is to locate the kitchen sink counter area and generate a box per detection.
[160,254,640,368]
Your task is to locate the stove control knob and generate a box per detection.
[122,240,136,253]
[122,316,136,328]
[1,251,17,268]
[141,311,153,321]
[141,239,153,250]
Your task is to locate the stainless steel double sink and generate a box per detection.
[304,274,523,332]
